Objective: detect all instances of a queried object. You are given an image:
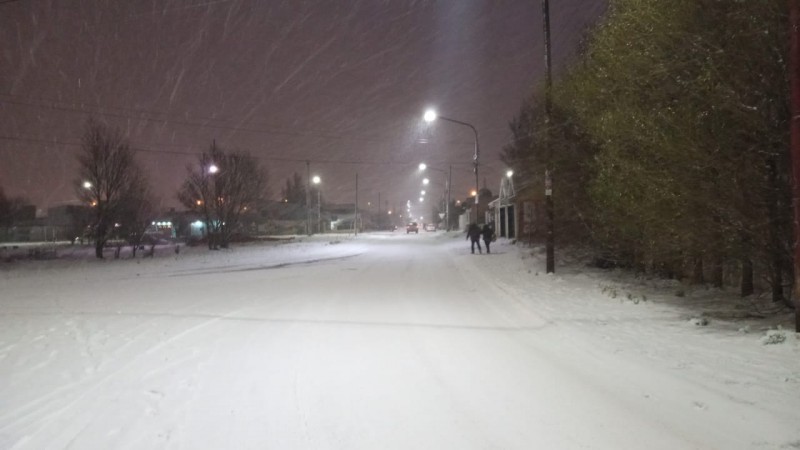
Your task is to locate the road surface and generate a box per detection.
[0,232,796,449]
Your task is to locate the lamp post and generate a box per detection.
[306,161,311,236]
[312,175,321,233]
[418,162,451,231]
[423,109,480,224]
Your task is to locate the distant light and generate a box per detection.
[423,109,437,122]
[82,181,92,189]
[388,211,392,215]
[152,221,156,225]
[418,163,427,171]
[422,178,429,185]
[506,170,514,178]
[419,197,424,202]
[208,164,219,174]
[471,190,477,196]
[312,175,321,184]
[421,190,426,196]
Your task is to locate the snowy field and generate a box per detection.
[1,232,798,449]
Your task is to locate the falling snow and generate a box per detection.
[0,1,607,214]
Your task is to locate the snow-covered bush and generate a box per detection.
[689,317,709,326]
[761,328,787,345]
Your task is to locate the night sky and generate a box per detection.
[0,0,606,218]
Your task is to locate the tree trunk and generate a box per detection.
[94,223,107,259]
[690,256,704,285]
[771,265,784,302]
[765,156,787,303]
[710,254,724,288]
[741,257,754,297]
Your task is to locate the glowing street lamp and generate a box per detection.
[312,175,322,233]
[506,169,514,178]
[207,164,219,174]
[82,181,92,189]
[424,108,480,223]
[419,162,452,231]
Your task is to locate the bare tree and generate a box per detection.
[178,142,268,249]
[75,119,151,258]
[118,181,156,258]
[280,172,306,205]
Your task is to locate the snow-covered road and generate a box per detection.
[1,232,798,449]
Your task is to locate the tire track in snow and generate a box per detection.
[0,305,243,438]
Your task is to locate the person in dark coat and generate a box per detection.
[466,223,482,254]
[481,223,495,254]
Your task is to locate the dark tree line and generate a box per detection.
[281,172,307,205]
[0,187,33,240]
[502,0,792,304]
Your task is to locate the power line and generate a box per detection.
[1,93,460,147]
[0,134,478,168]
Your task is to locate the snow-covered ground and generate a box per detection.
[1,232,798,449]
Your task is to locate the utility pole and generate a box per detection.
[447,165,452,231]
[789,0,800,331]
[354,172,359,236]
[306,161,311,236]
[474,135,480,225]
[542,0,555,274]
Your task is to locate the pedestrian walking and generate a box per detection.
[466,223,482,254]
[481,223,495,254]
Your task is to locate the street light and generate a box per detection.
[312,175,322,233]
[423,108,480,224]
[419,162,452,231]
[207,164,219,174]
